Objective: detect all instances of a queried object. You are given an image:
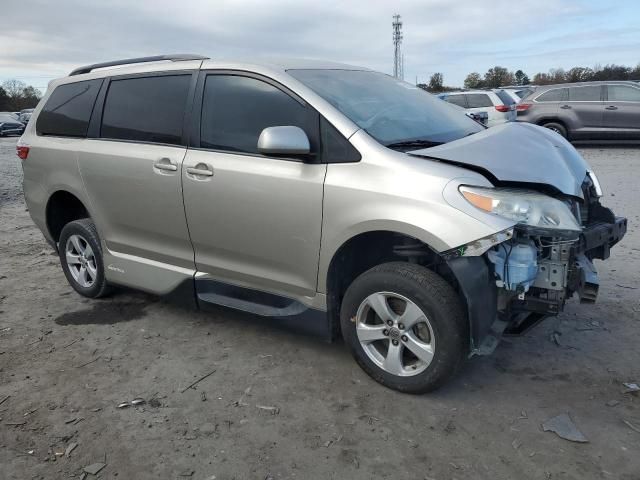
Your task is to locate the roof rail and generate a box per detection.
[69,54,209,76]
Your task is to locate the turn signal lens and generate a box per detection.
[461,189,494,212]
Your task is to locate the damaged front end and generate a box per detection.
[444,175,627,355]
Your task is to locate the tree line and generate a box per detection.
[420,63,640,93]
[0,80,42,111]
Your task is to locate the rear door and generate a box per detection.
[77,72,196,270]
[603,84,640,139]
[182,72,326,298]
[466,93,498,126]
[563,85,604,139]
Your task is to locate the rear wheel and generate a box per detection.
[340,262,468,393]
[541,122,567,138]
[58,219,111,298]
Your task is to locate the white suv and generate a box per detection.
[438,90,516,127]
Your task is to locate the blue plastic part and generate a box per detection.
[487,240,538,292]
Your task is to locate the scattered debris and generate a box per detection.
[542,413,588,443]
[23,408,38,417]
[616,284,638,290]
[623,420,640,434]
[91,408,101,412]
[256,405,280,415]
[65,442,78,457]
[512,439,522,450]
[606,400,620,407]
[131,398,145,406]
[62,338,82,348]
[181,369,217,393]
[0,395,10,406]
[623,383,640,394]
[233,386,251,407]
[75,357,100,368]
[323,440,333,448]
[117,402,130,409]
[6,421,26,426]
[79,473,87,480]
[201,392,207,402]
[179,470,195,477]
[83,462,106,475]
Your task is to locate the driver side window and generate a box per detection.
[200,75,319,155]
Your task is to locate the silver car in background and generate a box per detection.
[517,81,640,140]
[19,55,626,393]
[438,90,516,127]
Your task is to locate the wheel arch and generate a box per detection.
[536,117,570,136]
[323,228,455,340]
[46,190,90,245]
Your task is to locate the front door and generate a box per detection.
[182,73,326,298]
[603,84,640,139]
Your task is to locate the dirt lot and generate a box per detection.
[1,137,639,480]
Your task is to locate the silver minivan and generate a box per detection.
[19,55,627,393]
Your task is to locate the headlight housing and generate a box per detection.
[459,186,581,231]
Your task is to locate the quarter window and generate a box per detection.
[200,75,317,155]
[568,86,601,101]
[101,75,191,145]
[466,94,493,108]
[608,85,640,102]
[36,79,102,137]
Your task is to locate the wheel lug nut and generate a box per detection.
[398,323,405,330]
[401,335,408,342]
[386,320,393,326]
[392,339,399,346]
[383,329,389,336]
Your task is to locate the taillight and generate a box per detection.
[494,105,509,112]
[516,103,532,112]
[16,145,30,160]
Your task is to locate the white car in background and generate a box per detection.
[437,90,516,127]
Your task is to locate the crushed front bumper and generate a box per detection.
[445,215,627,354]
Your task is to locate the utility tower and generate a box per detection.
[392,14,404,79]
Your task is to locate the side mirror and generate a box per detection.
[257,126,310,156]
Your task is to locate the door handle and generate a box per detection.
[186,164,214,177]
[605,105,618,110]
[154,158,178,172]
[560,104,571,109]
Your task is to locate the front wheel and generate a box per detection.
[340,262,468,393]
[58,218,111,298]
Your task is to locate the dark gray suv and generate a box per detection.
[517,81,640,140]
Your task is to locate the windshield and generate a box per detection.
[288,69,483,146]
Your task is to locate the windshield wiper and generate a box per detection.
[385,139,444,151]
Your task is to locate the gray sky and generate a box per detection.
[2,0,639,92]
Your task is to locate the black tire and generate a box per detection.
[58,218,111,298]
[340,262,468,394]
[541,122,567,139]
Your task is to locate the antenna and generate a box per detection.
[392,14,404,80]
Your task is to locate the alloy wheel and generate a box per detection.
[355,292,436,377]
[65,234,97,288]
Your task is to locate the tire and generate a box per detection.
[340,262,467,394]
[541,122,567,139]
[58,218,111,298]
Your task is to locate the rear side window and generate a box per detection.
[200,75,318,155]
[444,95,466,108]
[608,85,640,102]
[101,75,191,145]
[494,90,515,105]
[568,86,601,101]
[36,79,102,137]
[466,94,493,108]
[536,88,567,102]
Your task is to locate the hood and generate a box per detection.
[409,122,590,198]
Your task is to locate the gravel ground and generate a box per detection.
[1,136,639,480]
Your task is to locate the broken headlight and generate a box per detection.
[459,186,581,231]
